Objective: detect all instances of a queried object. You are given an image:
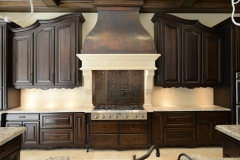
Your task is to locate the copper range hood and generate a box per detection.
[77,6,160,107]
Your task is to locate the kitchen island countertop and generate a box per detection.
[180,154,240,160]
[0,127,26,146]
[215,125,240,141]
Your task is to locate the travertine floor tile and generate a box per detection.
[20,147,222,160]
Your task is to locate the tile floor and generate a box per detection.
[21,147,223,160]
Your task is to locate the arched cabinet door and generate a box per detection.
[55,20,77,87]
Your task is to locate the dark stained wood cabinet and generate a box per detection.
[152,14,222,88]
[11,14,85,89]
[151,112,164,144]
[197,111,229,145]
[222,135,240,158]
[5,113,40,148]
[74,113,86,145]
[90,119,150,149]
[0,21,21,110]
[0,135,21,160]
[213,18,240,124]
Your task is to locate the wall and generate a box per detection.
[0,12,238,107]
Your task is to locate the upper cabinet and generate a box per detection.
[11,14,85,89]
[0,21,21,110]
[152,14,222,88]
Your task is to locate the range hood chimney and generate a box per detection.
[77,5,160,107]
[81,7,157,54]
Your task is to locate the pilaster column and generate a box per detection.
[144,70,154,107]
[82,70,93,107]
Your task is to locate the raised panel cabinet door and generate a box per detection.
[74,113,86,145]
[12,33,33,87]
[182,27,201,86]
[34,27,54,86]
[152,113,164,144]
[202,33,222,86]
[160,21,182,87]
[22,121,39,145]
[55,21,76,86]
[197,119,213,144]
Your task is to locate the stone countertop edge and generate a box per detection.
[0,127,26,146]
[215,125,240,141]
[180,154,240,160]
[0,105,230,114]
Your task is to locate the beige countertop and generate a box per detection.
[180,154,240,160]
[0,127,26,146]
[145,105,230,112]
[0,105,230,114]
[215,125,240,141]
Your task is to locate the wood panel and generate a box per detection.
[40,113,73,129]
[12,33,33,87]
[119,122,147,133]
[164,112,196,127]
[182,27,201,86]
[161,21,181,86]
[91,123,118,134]
[164,128,196,143]
[74,113,86,145]
[34,26,54,86]
[55,21,76,86]
[40,129,73,144]
[202,33,222,86]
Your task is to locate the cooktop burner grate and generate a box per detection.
[94,105,144,110]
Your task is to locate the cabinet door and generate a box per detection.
[202,33,222,86]
[12,33,33,87]
[152,113,164,144]
[213,119,228,144]
[34,27,54,86]
[55,21,76,86]
[235,26,240,72]
[182,27,201,86]
[197,119,212,144]
[22,121,39,145]
[74,113,86,145]
[160,21,181,87]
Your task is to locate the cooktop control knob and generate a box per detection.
[114,115,118,119]
[101,115,105,119]
[94,115,98,119]
[134,115,137,119]
[124,115,128,119]
[107,115,111,119]
[139,115,144,119]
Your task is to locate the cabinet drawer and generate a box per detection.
[165,112,196,127]
[120,134,147,145]
[120,122,147,133]
[91,134,118,146]
[91,123,118,134]
[164,128,196,143]
[40,129,73,144]
[40,113,73,128]
[0,135,21,160]
[197,111,229,119]
[223,135,240,157]
[6,114,39,121]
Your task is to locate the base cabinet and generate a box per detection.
[197,112,229,145]
[90,120,150,149]
[223,135,240,158]
[5,114,39,147]
[0,135,21,160]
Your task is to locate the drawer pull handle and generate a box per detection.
[210,114,216,116]
[54,120,59,123]
[19,116,25,118]
[130,127,136,129]
[103,138,106,141]
[0,149,6,154]
[55,136,60,138]
[177,119,183,121]
[102,127,107,130]
[177,134,183,137]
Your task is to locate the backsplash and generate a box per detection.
[3,12,232,107]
